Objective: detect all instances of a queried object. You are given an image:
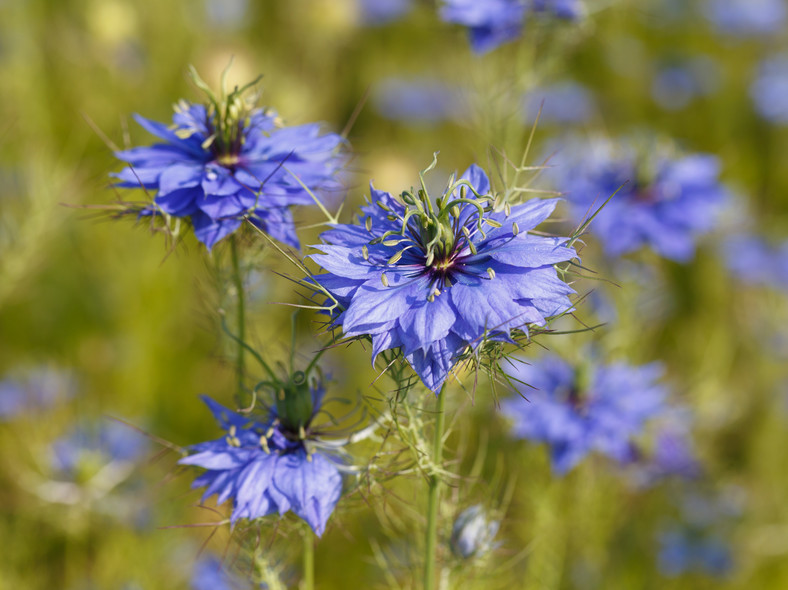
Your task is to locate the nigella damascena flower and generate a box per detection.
[113,70,346,249]
[501,355,668,474]
[309,161,576,392]
[178,374,342,536]
[549,136,728,262]
[440,0,582,54]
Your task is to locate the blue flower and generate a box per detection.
[548,136,728,262]
[191,555,248,590]
[658,529,733,578]
[178,383,343,536]
[523,81,595,125]
[0,367,75,421]
[51,420,149,479]
[721,233,788,289]
[650,58,721,111]
[501,355,668,474]
[309,162,576,392]
[440,0,582,53]
[750,54,788,125]
[113,75,346,250]
[627,416,701,487]
[702,0,787,37]
[372,78,466,124]
[358,0,413,25]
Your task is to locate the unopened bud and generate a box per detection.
[450,505,499,560]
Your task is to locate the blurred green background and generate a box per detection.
[1,0,788,588]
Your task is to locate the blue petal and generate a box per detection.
[397,295,456,354]
[485,236,575,267]
[272,450,342,536]
[191,212,243,249]
[158,163,204,197]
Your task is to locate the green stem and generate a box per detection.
[424,385,446,590]
[230,235,246,396]
[303,525,314,590]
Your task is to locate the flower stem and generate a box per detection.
[424,385,446,590]
[230,235,245,396]
[303,525,314,590]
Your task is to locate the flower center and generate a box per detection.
[216,153,241,168]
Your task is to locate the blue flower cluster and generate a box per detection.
[549,137,728,262]
[114,92,345,249]
[310,163,576,392]
[501,355,668,474]
[179,391,342,537]
[440,0,582,54]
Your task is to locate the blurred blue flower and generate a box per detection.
[702,0,787,37]
[440,0,582,54]
[627,415,701,487]
[549,136,728,262]
[51,420,149,479]
[203,0,248,29]
[750,54,788,124]
[0,367,75,420]
[113,81,346,249]
[309,162,576,392]
[532,0,583,19]
[501,355,668,474]
[651,66,697,111]
[179,384,343,536]
[658,528,733,577]
[523,81,595,125]
[372,78,465,124]
[358,0,413,25]
[450,505,500,559]
[191,556,247,590]
[721,233,788,289]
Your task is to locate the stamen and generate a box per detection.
[381,272,389,287]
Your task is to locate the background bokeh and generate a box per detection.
[1,0,787,588]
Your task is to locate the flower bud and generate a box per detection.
[450,505,499,559]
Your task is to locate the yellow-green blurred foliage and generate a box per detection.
[1,0,788,588]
